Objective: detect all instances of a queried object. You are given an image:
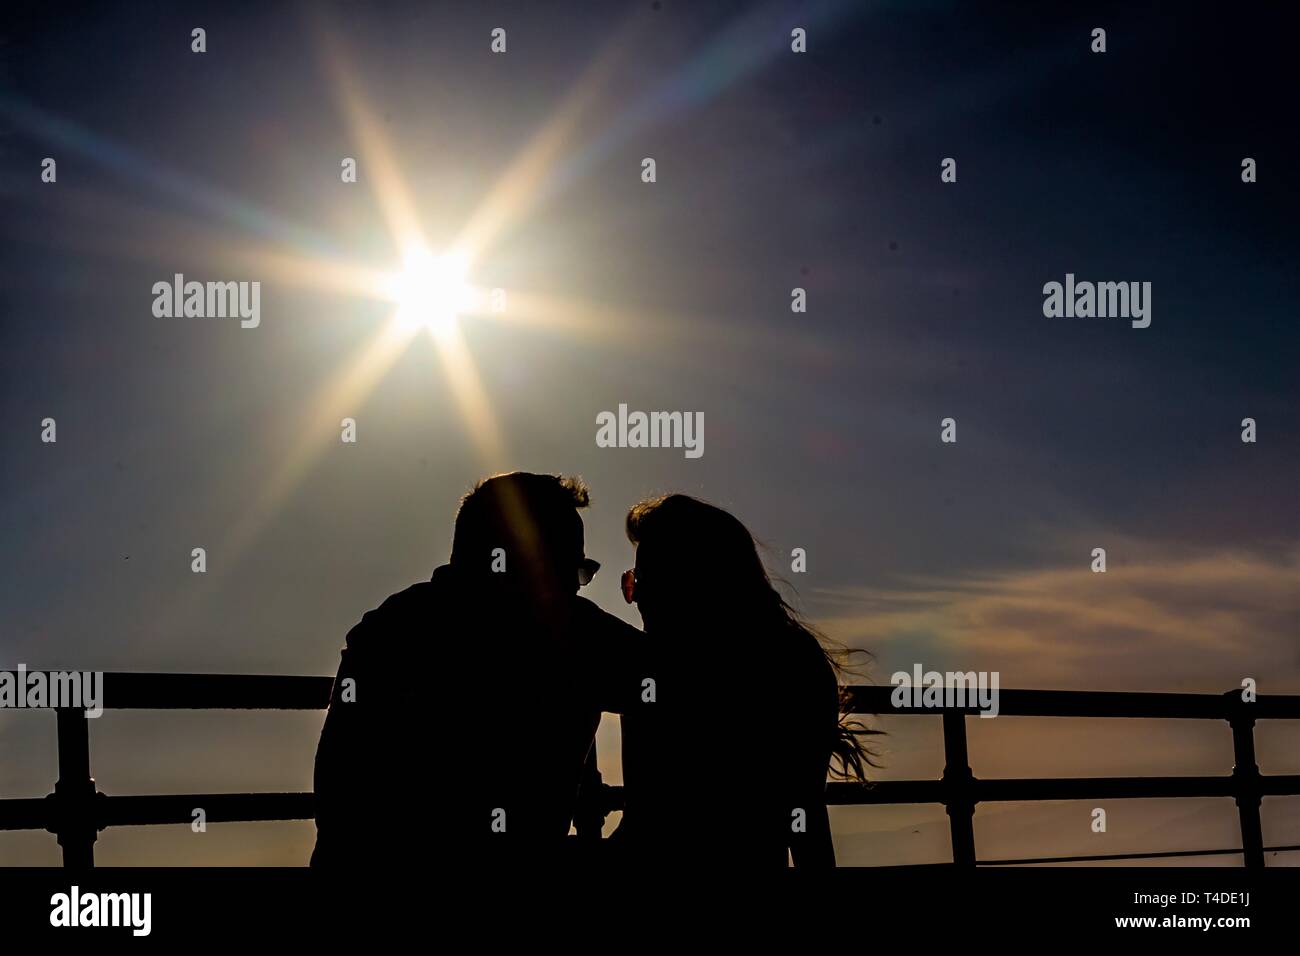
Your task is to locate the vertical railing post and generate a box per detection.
[941,709,977,866]
[53,707,98,868]
[1227,696,1264,869]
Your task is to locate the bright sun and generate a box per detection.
[388,247,476,336]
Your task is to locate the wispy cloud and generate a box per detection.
[812,548,1300,693]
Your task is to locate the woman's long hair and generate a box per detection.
[626,494,883,783]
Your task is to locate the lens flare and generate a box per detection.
[387,247,476,337]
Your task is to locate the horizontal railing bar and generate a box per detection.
[823,780,948,804]
[3,673,1297,718]
[9,772,1294,833]
[979,844,1300,866]
[828,773,1300,803]
[99,792,315,826]
[0,798,51,831]
[0,793,314,831]
[972,774,1300,800]
[99,673,333,710]
[0,672,334,710]
[634,771,1300,807]
[977,775,1236,801]
[9,794,1298,866]
[842,685,1300,719]
[1260,774,1300,795]
[826,777,1234,804]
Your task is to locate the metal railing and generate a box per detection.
[1,672,1297,866]
[832,686,1300,866]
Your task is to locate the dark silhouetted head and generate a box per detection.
[624,494,777,636]
[452,472,596,612]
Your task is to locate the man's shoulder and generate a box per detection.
[344,580,442,651]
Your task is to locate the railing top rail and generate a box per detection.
[842,684,1300,720]
[2,672,1298,719]
[0,672,333,710]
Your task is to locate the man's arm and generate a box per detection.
[311,645,369,866]
[573,596,645,715]
[310,597,399,867]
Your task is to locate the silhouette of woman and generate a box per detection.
[615,494,880,867]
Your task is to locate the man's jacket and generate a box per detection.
[311,564,642,867]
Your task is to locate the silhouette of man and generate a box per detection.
[311,472,641,867]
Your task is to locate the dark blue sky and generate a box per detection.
[0,0,1296,863]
